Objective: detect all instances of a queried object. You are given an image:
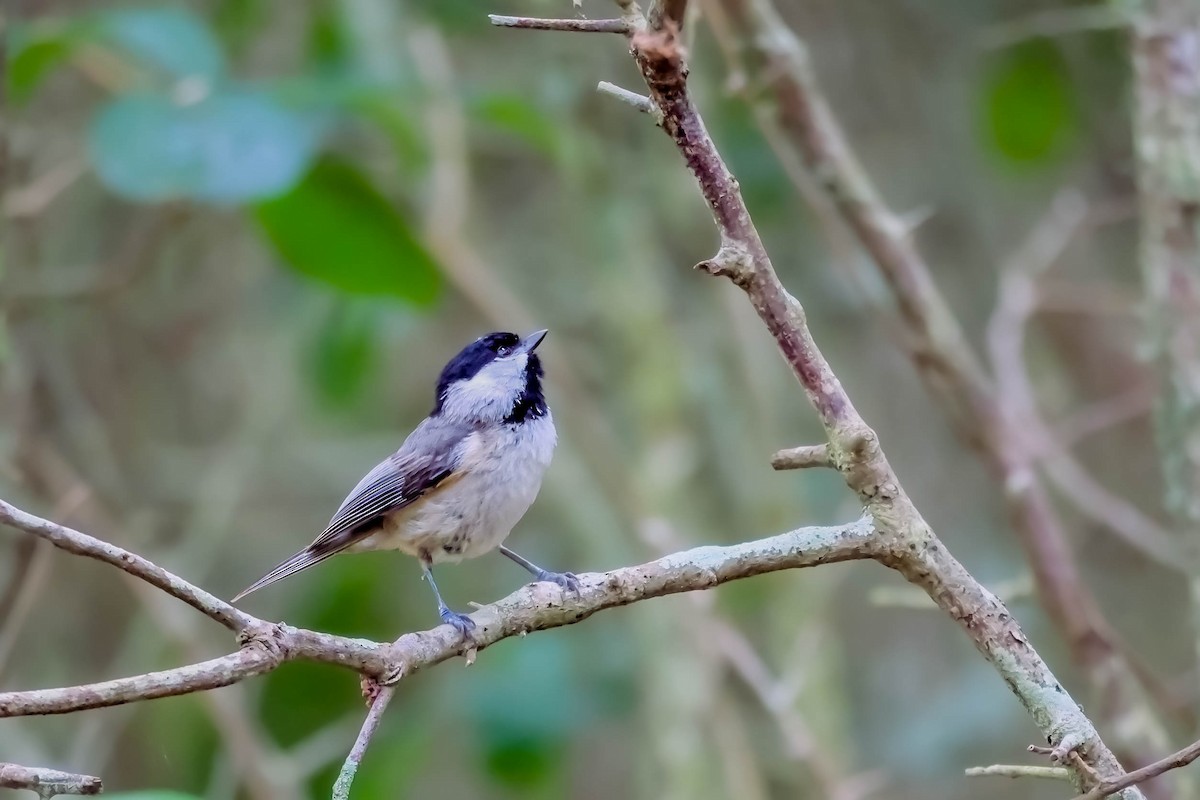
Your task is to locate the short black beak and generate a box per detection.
[518,329,549,354]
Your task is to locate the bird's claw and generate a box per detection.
[536,569,581,594]
[439,607,476,636]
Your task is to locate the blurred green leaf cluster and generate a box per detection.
[9,5,442,317]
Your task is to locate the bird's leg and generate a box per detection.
[420,556,475,635]
[499,545,580,593]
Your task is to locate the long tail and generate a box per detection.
[231,540,351,603]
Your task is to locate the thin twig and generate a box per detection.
[331,689,395,800]
[3,158,88,218]
[1054,387,1154,449]
[966,764,1071,780]
[597,81,663,122]
[0,763,102,796]
[771,444,832,470]
[487,15,630,33]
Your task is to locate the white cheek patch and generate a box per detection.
[443,354,528,421]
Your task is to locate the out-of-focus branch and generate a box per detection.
[1054,387,1154,450]
[4,207,184,303]
[986,193,1182,570]
[640,519,862,800]
[0,763,102,796]
[1131,0,1200,718]
[979,5,1130,51]
[2,158,87,219]
[701,0,991,446]
[0,539,52,682]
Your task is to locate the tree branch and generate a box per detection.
[0,499,877,718]
[487,15,630,33]
[0,648,282,716]
[771,444,832,471]
[966,764,1070,781]
[1069,736,1200,800]
[332,689,395,800]
[0,763,102,796]
[596,81,662,123]
[701,0,1173,784]
[0,499,252,633]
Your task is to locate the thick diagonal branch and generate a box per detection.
[700,0,1173,778]
[617,18,1140,798]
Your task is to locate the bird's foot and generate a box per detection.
[535,569,581,594]
[439,606,477,636]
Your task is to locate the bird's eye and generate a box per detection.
[497,345,513,357]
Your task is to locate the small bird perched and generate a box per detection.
[232,329,574,634]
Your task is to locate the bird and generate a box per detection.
[231,329,575,635]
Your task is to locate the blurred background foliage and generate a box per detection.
[0,1,1181,799]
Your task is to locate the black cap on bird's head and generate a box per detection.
[433,330,548,423]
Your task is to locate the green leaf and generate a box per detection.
[254,158,442,304]
[88,88,324,203]
[6,22,93,103]
[100,7,225,81]
[469,94,562,156]
[213,0,268,55]
[308,301,380,407]
[982,41,1078,164]
[484,736,564,790]
[463,637,583,788]
[260,661,349,747]
[407,0,483,31]
[308,1,352,68]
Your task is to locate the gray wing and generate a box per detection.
[232,418,475,602]
[315,418,473,547]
